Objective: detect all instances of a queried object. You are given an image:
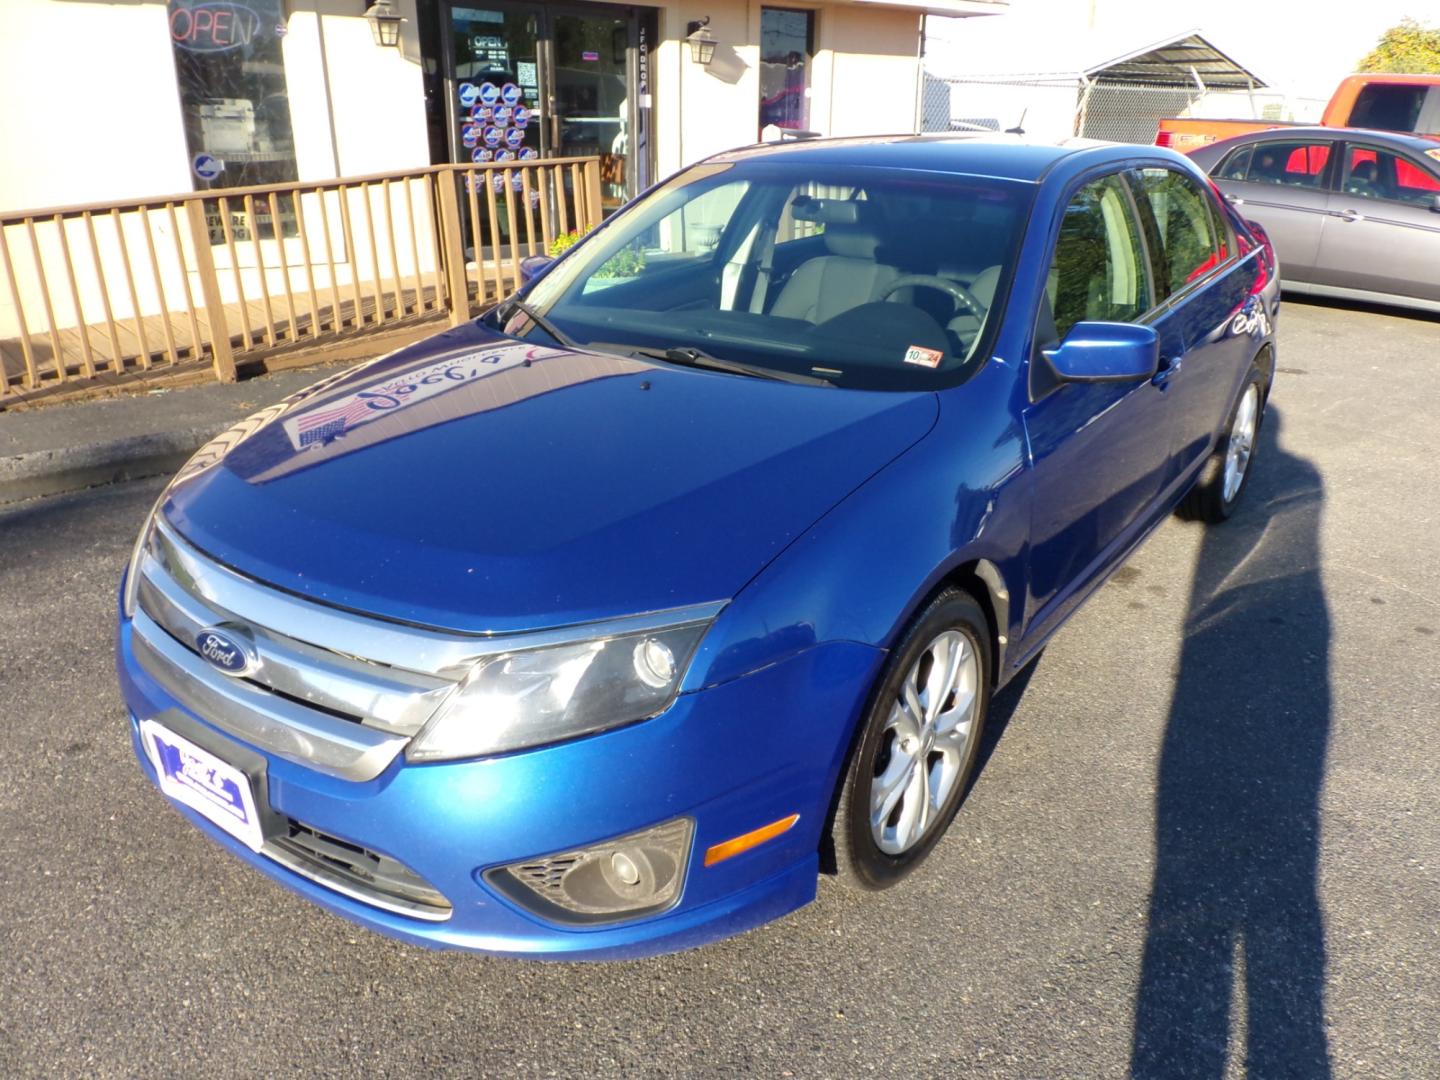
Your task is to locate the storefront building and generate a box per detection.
[0,0,1004,215]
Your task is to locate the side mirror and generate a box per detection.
[518,254,556,284]
[1043,322,1159,383]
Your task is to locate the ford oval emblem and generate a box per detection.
[195,628,257,676]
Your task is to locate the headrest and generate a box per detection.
[790,198,881,260]
[824,222,882,260]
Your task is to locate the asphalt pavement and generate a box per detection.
[0,365,350,505]
[0,298,1436,1078]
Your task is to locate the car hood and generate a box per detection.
[162,324,939,634]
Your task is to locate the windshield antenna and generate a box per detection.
[1006,109,1027,136]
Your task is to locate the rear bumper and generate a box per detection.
[117,615,882,960]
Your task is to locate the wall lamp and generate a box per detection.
[365,0,405,48]
[686,17,717,66]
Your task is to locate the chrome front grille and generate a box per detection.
[129,519,469,782]
[265,819,452,921]
[128,516,727,783]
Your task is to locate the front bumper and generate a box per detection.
[118,615,882,959]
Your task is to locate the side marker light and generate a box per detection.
[703,813,800,867]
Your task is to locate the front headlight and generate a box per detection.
[406,614,718,762]
[121,504,161,618]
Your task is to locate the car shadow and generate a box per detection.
[1130,408,1332,1078]
[970,648,1041,787]
[1281,291,1439,325]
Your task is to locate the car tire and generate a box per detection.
[1179,365,1266,524]
[830,589,991,891]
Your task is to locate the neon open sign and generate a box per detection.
[169,2,263,52]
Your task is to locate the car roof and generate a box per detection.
[703,133,1143,184]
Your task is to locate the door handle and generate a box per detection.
[1152,356,1182,388]
[1336,208,1362,222]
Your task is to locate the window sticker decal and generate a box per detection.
[903,345,944,368]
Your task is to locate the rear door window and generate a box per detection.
[1129,168,1227,298]
[1215,145,1253,180]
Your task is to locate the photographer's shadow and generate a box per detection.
[1131,409,1332,1079]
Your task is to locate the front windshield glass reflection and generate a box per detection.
[513,161,1033,391]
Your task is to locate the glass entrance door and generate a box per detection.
[439,2,648,212]
[551,11,631,213]
[446,6,545,166]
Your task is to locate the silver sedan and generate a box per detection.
[1189,127,1440,314]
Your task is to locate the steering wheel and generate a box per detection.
[879,275,986,322]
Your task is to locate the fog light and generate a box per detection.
[484,818,694,926]
[611,851,641,886]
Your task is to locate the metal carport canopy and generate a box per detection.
[1088,31,1269,88]
[924,22,1270,89]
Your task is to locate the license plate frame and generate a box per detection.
[140,718,266,852]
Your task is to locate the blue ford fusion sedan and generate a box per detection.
[117,135,1279,959]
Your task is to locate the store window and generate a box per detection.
[167,0,298,240]
[759,9,814,137]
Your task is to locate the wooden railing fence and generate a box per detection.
[0,158,603,406]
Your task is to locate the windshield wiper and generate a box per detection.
[628,345,834,387]
[497,296,579,350]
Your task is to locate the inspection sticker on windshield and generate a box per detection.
[903,345,944,368]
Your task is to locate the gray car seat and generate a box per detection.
[1346,159,1381,199]
[770,200,900,323]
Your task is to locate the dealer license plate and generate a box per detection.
[140,719,265,852]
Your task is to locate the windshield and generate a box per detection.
[508,160,1033,391]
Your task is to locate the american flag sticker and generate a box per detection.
[903,345,944,368]
[290,397,384,447]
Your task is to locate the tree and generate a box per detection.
[1357,17,1440,73]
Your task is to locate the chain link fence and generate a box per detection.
[920,74,1326,145]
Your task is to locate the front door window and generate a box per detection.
[1045,174,1151,343]
[1220,140,1333,189]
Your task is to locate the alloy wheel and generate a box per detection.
[1223,384,1259,503]
[869,629,980,855]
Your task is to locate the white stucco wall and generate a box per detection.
[0,1,192,212]
[298,2,429,179]
[652,0,928,177]
[0,0,429,216]
[813,6,925,139]
[653,0,764,178]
